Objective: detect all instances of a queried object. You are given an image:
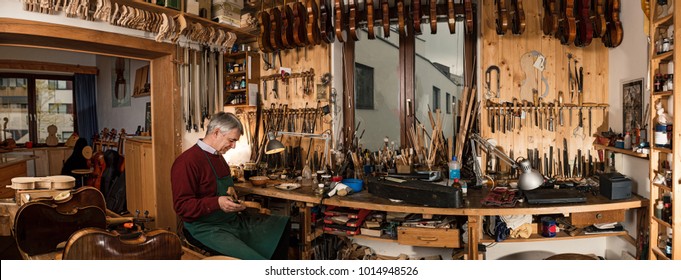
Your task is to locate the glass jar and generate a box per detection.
[665,170,673,186]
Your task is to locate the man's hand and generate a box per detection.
[218,196,246,213]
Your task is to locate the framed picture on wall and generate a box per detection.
[622,78,644,133]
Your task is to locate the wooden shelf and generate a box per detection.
[654,13,674,28]
[224,104,254,108]
[227,89,247,93]
[652,182,673,192]
[653,90,674,97]
[652,146,673,153]
[480,230,630,243]
[652,51,674,62]
[227,71,247,76]
[112,0,256,41]
[652,216,673,228]
[651,247,671,260]
[593,144,649,159]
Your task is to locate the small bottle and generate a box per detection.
[301,161,312,187]
[655,200,664,219]
[623,132,632,149]
[315,183,325,196]
[461,180,468,196]
[448,156,461,185]
[665,234,673,258]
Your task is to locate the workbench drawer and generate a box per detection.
[397,227,460,248]
[570,210,625,226]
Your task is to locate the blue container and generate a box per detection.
[341,179,364,193]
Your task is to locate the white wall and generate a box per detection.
[0,46,96,67]
[95,56,151,135]
[607,0,651,259]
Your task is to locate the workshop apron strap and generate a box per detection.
[184,152,288,259]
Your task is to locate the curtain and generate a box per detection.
[74,74,98,145]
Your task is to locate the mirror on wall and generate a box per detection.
[353,21,466,152]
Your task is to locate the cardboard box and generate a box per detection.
[212,1,242,26]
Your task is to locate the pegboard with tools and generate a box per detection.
[481,0,610,181]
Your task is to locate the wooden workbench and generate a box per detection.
[234,181,647,260]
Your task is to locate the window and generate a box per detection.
[446,92,451,114]
[432,86,441,112]
[355,63,374,110]
[0,74,75,145]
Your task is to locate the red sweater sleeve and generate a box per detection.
[171,146,221,222]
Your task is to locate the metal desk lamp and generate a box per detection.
[470,133,545,191]
[264,130,332,167]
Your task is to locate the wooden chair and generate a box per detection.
[61,227,183,260]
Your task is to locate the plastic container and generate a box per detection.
[341,178,364,193]
[448,156,461,184]
[624,132,632,149]
[655,200,664,219]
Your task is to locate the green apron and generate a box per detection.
[184,153,288,260]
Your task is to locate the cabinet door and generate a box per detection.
[33,150,49,176]
[47,149,66,175]
[139,143,157,228]
[124,143,143,215]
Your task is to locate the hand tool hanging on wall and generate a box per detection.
[193,49,201,132]
[485,66,500,99]
[217,50,224,112]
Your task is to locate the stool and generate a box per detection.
[71,169,93,187]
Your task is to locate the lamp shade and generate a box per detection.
[517,159,544,191]
[265,132,285,154]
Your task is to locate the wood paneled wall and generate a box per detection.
[480,1,610,175]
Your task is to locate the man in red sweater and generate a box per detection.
[171,112,288,259]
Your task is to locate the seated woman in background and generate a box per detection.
[61,138,89,188]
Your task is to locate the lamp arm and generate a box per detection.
[470,133,518,169]
[275,131,330,140]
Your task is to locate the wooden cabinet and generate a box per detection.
[32,147,72,176]
[648,0,680,260]
[224,51,260,107]
[124,137,157,229]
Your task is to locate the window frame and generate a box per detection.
[0,72,76,145]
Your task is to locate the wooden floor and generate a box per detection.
[0,236,22,260]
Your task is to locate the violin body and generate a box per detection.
[62,228,183,260]
[366,0,376,39]
[258,10,273,53]
[465,0,474,35]
[320,0,335,43]
[603,0,622,48]
[495,0,509,35]
[447,0,456,34]
[307,0,322,45]
[590,0,606,38]
[397,0,406,37]
[14,202,106,255]
[269,5,284,51]
[348,0,359,41]
[557,0,577,45]
[335,0,347,42]
[281,3,296,49]
[413,0,422,35]
[510,0,526,35]
[383,0,391,37]
[292,1,308,47]
[542,0,558,36]
[575,0,593,47]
